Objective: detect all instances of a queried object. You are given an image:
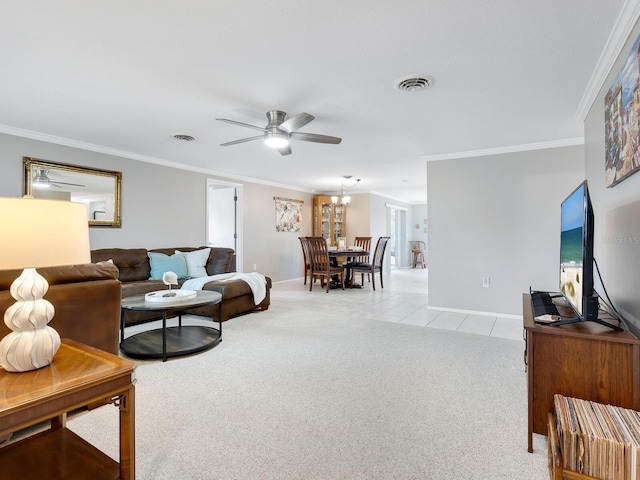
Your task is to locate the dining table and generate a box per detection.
[328,248,370,288]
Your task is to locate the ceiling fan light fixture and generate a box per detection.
[264,133,289,149]
[33,170,51,189]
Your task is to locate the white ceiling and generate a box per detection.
[0,1,636,204]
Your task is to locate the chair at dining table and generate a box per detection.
[351,236,390,291]
[298,236,312,285]
[306,236,345,292]
[351,236,372,282]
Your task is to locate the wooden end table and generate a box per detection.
[0,339,136,480]
[120,290,223,362]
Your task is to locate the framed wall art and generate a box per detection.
[605,32,640,188]
[274,196,303,232]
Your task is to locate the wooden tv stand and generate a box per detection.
[523,293,640,453]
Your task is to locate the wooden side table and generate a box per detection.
[0,339,136,479]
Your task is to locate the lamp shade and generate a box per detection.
[0,198,90,270]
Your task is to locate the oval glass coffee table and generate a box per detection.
[120,290,222,362]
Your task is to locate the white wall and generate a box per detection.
[344,193,370,241]
[411,204,428,263]
[584,16,640,334]
[427,146,584,316]
[369,193,413,269]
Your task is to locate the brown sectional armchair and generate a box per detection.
[90,246,271,326]
[0,262,121,355]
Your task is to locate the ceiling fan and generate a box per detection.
[216,110,342,156]
[33,169,85,189]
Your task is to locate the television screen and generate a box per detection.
[559,181,594,319]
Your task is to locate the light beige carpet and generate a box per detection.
[68,284,548,479]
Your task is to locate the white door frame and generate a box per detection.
[386,203,407,270]
[206,178,243,272]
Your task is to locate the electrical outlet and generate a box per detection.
[253,264,257,271]
[482,277,490,288]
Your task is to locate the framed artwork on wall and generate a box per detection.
[273,196,303,232]
[605,32,640,188]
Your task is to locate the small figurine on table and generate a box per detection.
[162,271,178,297]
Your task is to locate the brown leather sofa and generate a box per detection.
[90,246,271,326]
[0,262,121,355]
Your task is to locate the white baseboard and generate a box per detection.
[427,305,522,320]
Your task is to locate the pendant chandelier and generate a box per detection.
[331,176,361,205]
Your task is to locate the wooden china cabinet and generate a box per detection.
[313,196,347,246]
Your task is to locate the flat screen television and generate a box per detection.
[559,180,597,321]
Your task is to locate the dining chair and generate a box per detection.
[351,236,390,291]
[353,236,371,260]
[307,236,345,292]
[299,236,312,285]
[353,236,372,281]
[410,240,426,269]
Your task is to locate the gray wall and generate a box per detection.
[0,132,409,282]
[584,17,640,334]
[427,146,584,316]
[0,132,313,282]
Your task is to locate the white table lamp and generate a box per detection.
[0,198,90,372]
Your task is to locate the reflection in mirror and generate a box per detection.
[23,157,122,228]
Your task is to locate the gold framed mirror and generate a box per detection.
[23,157,122,228]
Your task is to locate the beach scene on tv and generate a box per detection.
[560,190,584,314]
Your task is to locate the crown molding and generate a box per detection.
[0,124,312,193]
[576,0,640,121]
[422,137,584,162]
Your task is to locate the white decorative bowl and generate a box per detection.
[145,289,197,303]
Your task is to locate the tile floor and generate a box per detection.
[273,267,525,342]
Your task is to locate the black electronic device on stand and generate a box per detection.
[530,181,622,332]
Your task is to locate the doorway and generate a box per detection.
[386,204,407,270]
[206,178,243,272]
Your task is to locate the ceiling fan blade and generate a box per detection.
[53,181,85,187]
[290,132,342,144]
[278,144,292,156]
[220,135,264,147]
[216,118,266,132]
[278,112,314,133]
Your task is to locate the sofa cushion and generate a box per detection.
[148,247,234,275]
[176,248,210,278]
[121,279,167,298]
[0,262,120,290]
[91,248,150,282]
[205,248,234,274]
[148,252,188,280]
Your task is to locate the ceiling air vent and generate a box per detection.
[395,75,434,92]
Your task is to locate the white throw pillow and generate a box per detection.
[176,248,211,278]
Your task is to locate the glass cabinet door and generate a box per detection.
[333,204,344,245]
[321,204,332,242]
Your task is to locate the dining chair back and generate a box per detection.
[306,236,345,292]
[353,236,372,282]
[352,236,390,291]
[299,237,312,284]
[353,236,371,263]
